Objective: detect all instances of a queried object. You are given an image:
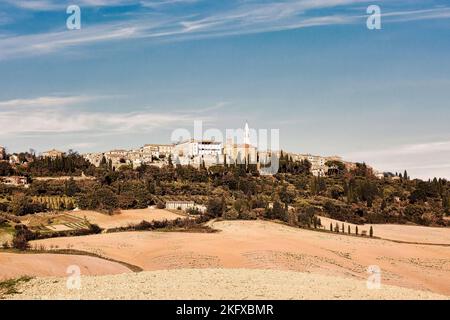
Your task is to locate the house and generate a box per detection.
[8,154,20,165]
[173,139,222,158]
[42,149,65,159]
[165,201,207,213]
[0,176,28,187]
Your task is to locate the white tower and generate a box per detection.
[244,121,250,145]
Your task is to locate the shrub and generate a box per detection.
[207,197,225,218]
[12,234,29,251]
[156,202,165,209]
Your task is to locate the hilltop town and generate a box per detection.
[1,123,384,184]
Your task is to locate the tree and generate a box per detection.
[12,226,34,251]
[443,193,450,214]
[0,161,15,176]
[11,194,46,216]
[77,186,119,214]
[381,198,387,211]
[356,226,359,235]
[403,170,409,181]
[335,222,339,233]
[12,234,29,251]
[330,222,333,231]
[342,223,345,233]
[348,225,351,234]
[271,201,288,222]
[65,177,79,197]
[207,197,225,218]
[369,226,374,237]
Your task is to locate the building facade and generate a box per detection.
[173,139,222,158]
[0,146,5,160]
[165,201,207,213]
[42,149,65,159]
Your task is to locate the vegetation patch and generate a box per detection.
[0,276,33,299]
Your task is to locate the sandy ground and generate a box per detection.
[68,208,184,229]
[0,253,130,280]
[31,220,450,296]
[318,216,450,245]
[9,269,448,300]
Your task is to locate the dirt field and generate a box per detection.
[31,220,450,296]
[9,269,448,300]
[318,216,450,245]
[68,208,184,229]
[19,208,184,232]
[0,252,130,280]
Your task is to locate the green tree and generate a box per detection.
[207,197,225,218]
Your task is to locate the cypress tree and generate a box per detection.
[348,225,351,234]
[370,226,374,237]
[356,226,359,235]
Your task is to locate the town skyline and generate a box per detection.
[1,1,450,180]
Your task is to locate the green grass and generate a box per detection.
[0,276,33,298]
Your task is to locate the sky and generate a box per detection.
[0,0,450,180]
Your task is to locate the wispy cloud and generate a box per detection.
[1,2,450,60]
[0,108,206,135]
[3,0,137,11]
[140,0,200,8]
[0,0,366,60]
[0,95,97,108]
[344,141,450,179]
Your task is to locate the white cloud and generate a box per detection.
[344,141,450,180]
[0,95,97,108]
[2,2,450,60]
[0,104,213,135]
[4,0,137,11]
[0,23,140,59]
[140,0,200,8]
[5,0,61,11]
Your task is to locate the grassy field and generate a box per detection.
[20,212,90,234]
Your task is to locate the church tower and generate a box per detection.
[244,121,250,146]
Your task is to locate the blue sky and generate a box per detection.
[0,0,450,179]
